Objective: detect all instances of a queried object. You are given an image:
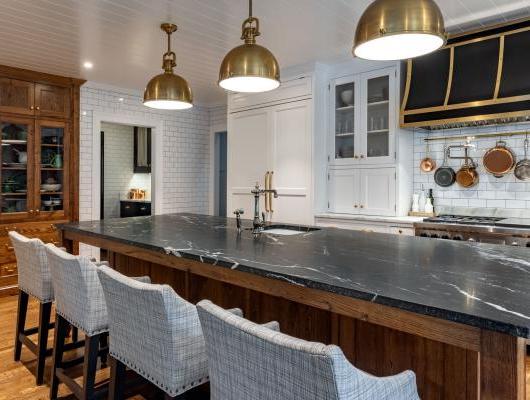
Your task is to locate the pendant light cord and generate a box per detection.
[249,0,252,18]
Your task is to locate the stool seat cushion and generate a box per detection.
[9,231,54,303]
[197,300,420,400]
[45,245,108,336]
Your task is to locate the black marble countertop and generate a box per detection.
[59,213,530,338]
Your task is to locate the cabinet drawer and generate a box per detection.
[388,226,414,236]
[120,201,151,218]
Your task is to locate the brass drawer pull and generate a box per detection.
[5,244,14,251]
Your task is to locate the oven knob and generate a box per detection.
[510,241,519,246]
[441,235,450,240]
[419,233,428,237]
[453,236,463,241]
[468,238,476,242]
[430,234,440,238]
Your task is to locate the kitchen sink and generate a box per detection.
[262,225,320,236]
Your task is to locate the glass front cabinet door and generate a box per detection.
[0,117,34,221]
[36,120,69,219]
[331,76,360,162]
[330,67,395,165]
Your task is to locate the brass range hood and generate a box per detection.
[400,18,530,129]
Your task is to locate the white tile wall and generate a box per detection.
[414,124,530,210]
[80,82,214,222]
[209,105,227,130]
[101,122,151,219]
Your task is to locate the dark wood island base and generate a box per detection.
[61,230,527,400]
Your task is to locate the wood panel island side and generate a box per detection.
[58,214,530,400]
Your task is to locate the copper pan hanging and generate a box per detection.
[483,140,516,178]
[420,140,436,172]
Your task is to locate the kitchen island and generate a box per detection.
[58,213,530,400]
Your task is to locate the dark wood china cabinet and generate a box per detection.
[0,65,83,296]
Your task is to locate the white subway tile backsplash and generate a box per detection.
[414,124,530,210]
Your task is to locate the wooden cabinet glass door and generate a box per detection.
[36,120,68,219]
[0,117,34,221]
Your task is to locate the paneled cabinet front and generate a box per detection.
[227,99,313,225]
[0,79,70,118]
[328,167,396,216]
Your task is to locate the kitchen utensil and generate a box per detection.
[52,198,62,205]
[420,141,436,172]
[340,89,354,106]
[514,135,530,181]
[434,147,456,187]
[456,156,479,188]
[13,149,27,164]
[49,153,63,168]
[483,140,516,178]
[418,188,426,212]
[43,199,53,206]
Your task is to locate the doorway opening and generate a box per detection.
[213,131,227,217]
[100,122,152,220]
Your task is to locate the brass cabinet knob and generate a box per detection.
[360,205,364,208]
[360,154,365,159]
[35,209,40,214]
[29,209,34,214]
[30,105,34,110]
[399,230,403,234]
[354,204,358,208]
[354,155,359,159]
[36,106,40,110]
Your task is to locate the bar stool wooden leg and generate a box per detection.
[72,326,79,343]
[14,289,29,361]
[50,313,68,400]
[82,334,101,400]
[109,356,126,400]
[99,333,108,366]
[36,301,52,385]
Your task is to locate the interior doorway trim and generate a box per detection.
[209,123,227,215]
[91,111,163,221]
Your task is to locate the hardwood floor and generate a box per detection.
[0,294,166,400]
[1,293,530,399]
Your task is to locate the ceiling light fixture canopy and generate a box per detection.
[218,0,280,93]
[143,23,193,110]
[353,0,446,61]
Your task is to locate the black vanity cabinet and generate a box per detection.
[120,200,151,218]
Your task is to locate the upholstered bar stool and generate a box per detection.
[197,300,420,400]
[45,244,112,400]
[96,265,210,400]
[9,231,57,385]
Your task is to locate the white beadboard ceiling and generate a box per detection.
[0,0,528,105]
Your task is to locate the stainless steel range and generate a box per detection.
[414,215,530,247]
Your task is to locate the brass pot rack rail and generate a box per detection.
[423,130,528,142]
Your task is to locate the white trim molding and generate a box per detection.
[91,111,164,221]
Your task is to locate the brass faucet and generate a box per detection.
[251,182,277,235]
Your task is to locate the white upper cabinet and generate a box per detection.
[330,67,396,166]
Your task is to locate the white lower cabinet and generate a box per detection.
[329,167,396,216]
[315,215,417,236]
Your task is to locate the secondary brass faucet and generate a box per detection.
[251,182,277,235]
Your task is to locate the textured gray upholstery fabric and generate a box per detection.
[197,300,420,400]
[45,245,109,335]
[9,231,54,303]
[96,265,209,397]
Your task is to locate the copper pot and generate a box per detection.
[420,142,436,172]
[483,140,516,178]
[456,158,479,188]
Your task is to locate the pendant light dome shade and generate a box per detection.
[143,23,193,110]
[353,0,446,61]
[218,0,280,93]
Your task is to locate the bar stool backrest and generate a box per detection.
[9,231,53,302]
[45,244,108,335]
[197,300,420,400]
[97,265,208,397]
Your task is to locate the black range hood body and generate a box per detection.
[401,18,530,129]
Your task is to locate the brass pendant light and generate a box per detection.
[218,0,280,93]
[143,23,193,110]
[353,0,446,61]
